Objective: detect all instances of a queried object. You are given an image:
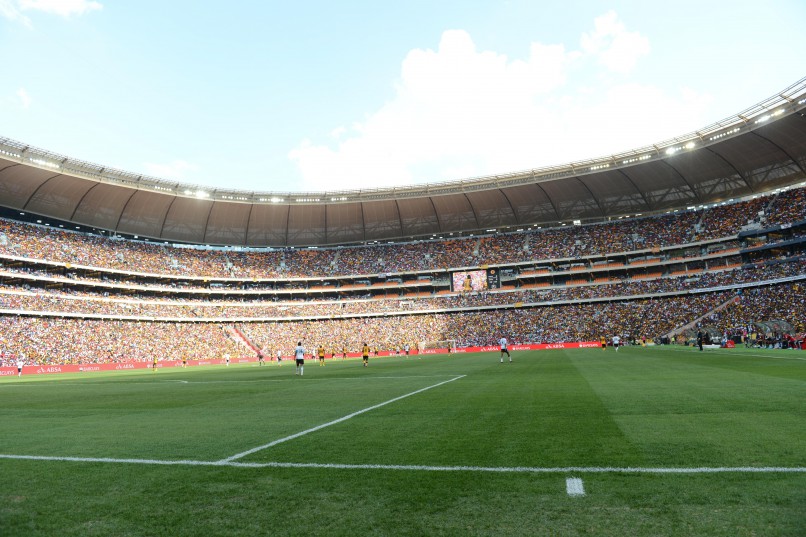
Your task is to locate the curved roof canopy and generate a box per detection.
[1,78,805,247]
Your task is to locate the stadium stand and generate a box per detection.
[0,185,803,366]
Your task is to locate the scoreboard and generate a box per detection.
[451,268,500,292]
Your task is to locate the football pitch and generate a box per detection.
[1,347,804,536]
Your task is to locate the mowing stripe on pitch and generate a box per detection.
[566,477,585,497]
[220,375,467,462]
[1,454,804,474]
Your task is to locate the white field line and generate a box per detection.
[722,351,806,362]
[566,477,585,496]
[0,454,804,474]
[663,347,806,362]
[220,375,467,463]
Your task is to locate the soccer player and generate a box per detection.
[182,355,188,368]
[152,355,158,372]
[225,352,231,366]
[295,342,305,376]
[404,343,410,357]
[317,344,326,366]
[612,334,621,351]
[16,354,24,377]
[276,348,282,365]
[341,346,347,360]
[601,336,607,350]
[257,350,265,365]
[499,336,511,363]
[362,342,370,367]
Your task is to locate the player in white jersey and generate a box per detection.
[612,335,621,351]
[276,349,282,365]
[16,355,25,377]
[499,337,511,363]
[294,342,305,376]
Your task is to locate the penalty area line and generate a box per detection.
[219,375,467,463]
[0,455,804,474]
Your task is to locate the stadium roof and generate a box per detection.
[1,78,805,247]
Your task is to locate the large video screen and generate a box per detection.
[451,269,499,292]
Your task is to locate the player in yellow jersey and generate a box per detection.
[152,356,158,372]
[601,336,607,350]
[317,345,326,366]
[362,343,370,367]
[341,346,347,360]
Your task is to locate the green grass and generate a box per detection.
[1,347,805,536]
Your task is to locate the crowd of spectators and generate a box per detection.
[695,196,767,238]
[0,186,802,279]
[0,258,801,320]
[0,318,237,366]
[0,291,734,366]
[697,282,805,340]
[764,187,806,227]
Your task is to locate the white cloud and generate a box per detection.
[289,13,709,192]
[143,160,198,181]
[580,11,650,74]
[0,0,101,23]
[16,87,31,108]
[19,0,102,17]
[0,0,32,26]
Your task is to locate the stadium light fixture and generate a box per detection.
[30,158,59,169]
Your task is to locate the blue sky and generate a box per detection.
[1,0,804,193]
